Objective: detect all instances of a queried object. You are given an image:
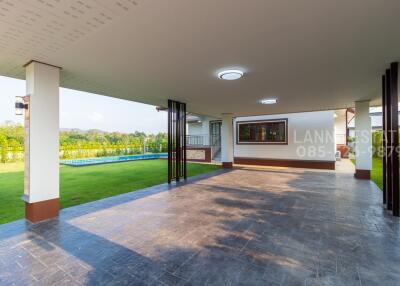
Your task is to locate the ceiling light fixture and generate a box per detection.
[217,69,244,80]
[260,98,277,105]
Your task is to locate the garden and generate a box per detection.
[0,122,168,163]
[0,159,219,225]
[0,123,220,225]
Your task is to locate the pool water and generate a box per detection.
[61,153,168,166]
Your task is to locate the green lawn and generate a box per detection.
[0,160,220,224]
[371,157,383,190]
[351,157,383,190]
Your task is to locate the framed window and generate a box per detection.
[236,119,288,144]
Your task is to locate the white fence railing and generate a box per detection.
[186,135,221,146]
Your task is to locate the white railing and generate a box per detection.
[186,135,221,147]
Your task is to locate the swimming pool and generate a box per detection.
[61,153,168,166]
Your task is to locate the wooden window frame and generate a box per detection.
[236,118,288,145]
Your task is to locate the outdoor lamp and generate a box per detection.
[15,96,28,115]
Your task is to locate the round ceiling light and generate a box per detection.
[218,69,244,80]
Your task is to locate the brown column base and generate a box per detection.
[222,162,233,168]
[25,198,59,223]
[354,169,371,180]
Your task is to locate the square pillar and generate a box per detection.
[23,61,60,223]
[354,101,372,179]
[221,113,233,168]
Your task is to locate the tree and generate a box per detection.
[0,122,168,161]
[0,134,9,163]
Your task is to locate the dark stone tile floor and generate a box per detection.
[0,163,399,285]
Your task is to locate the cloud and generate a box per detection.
[87,111,104,123]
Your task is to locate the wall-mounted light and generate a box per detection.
[15,96,28,115]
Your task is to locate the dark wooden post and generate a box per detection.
[167,100,172,184]
[345,109,348,146]
[167,99,187,183]
[382,75,387,205]
[390,62,399,216]
[182,103,187,180]
[386,69,393,210]
[176,103,181,182]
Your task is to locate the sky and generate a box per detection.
[0,76,167,134]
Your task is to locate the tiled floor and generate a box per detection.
[1,161,399,285]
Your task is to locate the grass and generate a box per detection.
[371,157,383,190]
[0,160,220,224]
[351,157,383,190]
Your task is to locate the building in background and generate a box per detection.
[187,110,342,169]
[347,106,400,136]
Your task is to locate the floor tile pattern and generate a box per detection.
[0,164,399,285]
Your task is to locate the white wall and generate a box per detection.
[234,111,336,161]
[187,122,203,135]
[187,115,218,136]
[200,116,213,135]
[335,110,346,145]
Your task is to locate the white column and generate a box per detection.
[354,100,372,179]
[221,113,233,168]
[24,61,60,222]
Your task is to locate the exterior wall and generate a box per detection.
[186,147,212,162]
[200,117,212,135]
[187,115,220,162]
[187,122,203,135]
[234,111,336,163]
[187,116,218,137]
[335,109,349,158]
[335,111,346,145]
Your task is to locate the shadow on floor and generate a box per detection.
[1,166,399,285]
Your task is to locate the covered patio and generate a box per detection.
[1,1,400,285]
[0,0,399,223]
[1,161,399,285]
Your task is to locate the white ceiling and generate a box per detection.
[0,0,399,117]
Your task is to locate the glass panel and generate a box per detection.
[238,120,286,143]
[210,121,221,146]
